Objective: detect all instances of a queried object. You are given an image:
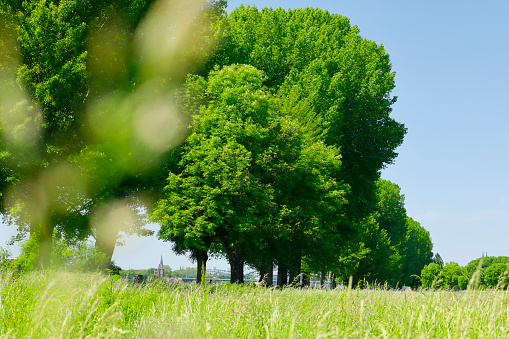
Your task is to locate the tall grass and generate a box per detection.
[1,271,508,338]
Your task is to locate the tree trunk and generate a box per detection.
[331,274,337,289]
[95,228,118,269]
[288,269,297,286]
[259,259,273,287]
[37,222,55,269]
[196,249,208,284]
[259,257,266,284]
[301,270,310,287]
[219,237,244,284]
[265,262,273,287]
[277,264,287,287]
[229,247,244,284]
[288,256,301,287]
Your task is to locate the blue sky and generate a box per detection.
[2,1,508,270]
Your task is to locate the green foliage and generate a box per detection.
[153,64,277,254]
[441,262,467,290]
[0,0,230,268]
[0,0,161,267]
[432,253,444,268]
[211,6,407,219]
[401,217,433,286]
[485,263,509,288]
[457,275,469,290]
[350,180,433,287]
[51,234,108,271]
[421,263,442,288]
[0,246,9,258]
[154,5,414,284]
[373,180,408,246]
[3,1,422,286]
[350,215,401,286]
[120,269,135,278]
[458,256,509,288]
[465,256,509,277]
[154,64,348,282]
[421,262,471,290]
[6,232,39,272]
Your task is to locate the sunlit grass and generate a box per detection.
[1,271,508,338]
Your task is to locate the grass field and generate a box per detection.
[1,271,508,338]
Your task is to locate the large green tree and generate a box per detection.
[349,215,402,286]
[373,180,408,247]
[420,263,442,288]
[209,6,407,220]
[485,263,509,289]
[153,6,413,284]
[0,0,226,268]
[153,64,348,283]
[400,217,433,286]
[349,180,433,286]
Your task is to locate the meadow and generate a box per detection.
[1,271,508,338]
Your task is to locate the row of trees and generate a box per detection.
[152,6,433,286]
[421,256,509,290]
[0,1,434,286]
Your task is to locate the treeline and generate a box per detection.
[151,5,432,286]
[421,256,509,290]
[0,1,433,286]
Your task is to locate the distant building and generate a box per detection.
[154,255,164,279]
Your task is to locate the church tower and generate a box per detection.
[154,255,164,279]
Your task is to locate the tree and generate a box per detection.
[197,7,409,283]
[267,135,348,287]
[153,64,348,283]
[441,262,466,289]
[0,0,226,268]
[421,263,442,288]
[153,65,276,283]
[464,256,509,287]
[350,215,401,286]
[401,217,433,287]
[4,230,39,272]
[432,253,444,269]
[465,256,509,276]
[373,180,408,247]
[209,6,407,220]
[485,263,509,288]
[193,5,407,285]
[351,179,408,286]
[347,180,433,287]
[0,246,9,259]
[0,0,157,268]
[50,232,108,271]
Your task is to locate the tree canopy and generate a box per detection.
[0,0,225,268]
[153,6,432,286]
[209,6,407,219]
[153,64,348,283]
[0,2,435,286]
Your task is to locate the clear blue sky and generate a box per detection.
[2,1,508,270]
